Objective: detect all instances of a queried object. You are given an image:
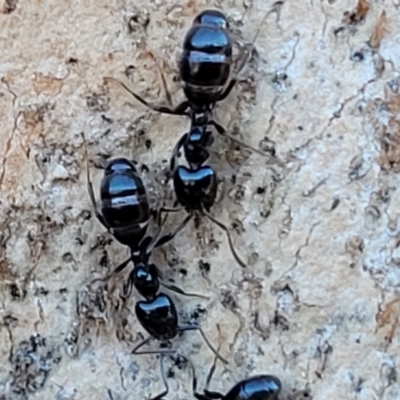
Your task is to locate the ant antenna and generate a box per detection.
[148,51,173,107]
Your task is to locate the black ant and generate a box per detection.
[146,336,282,400]
[104,8,273,163]
[120,238,227,400]
[82,137,226,397]
[103,9,276,268]
[81,132,206,298]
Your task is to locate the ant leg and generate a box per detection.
[160,281,209,300]
[191,361,215,400]
[159,199,183,217]
[147,355,170,400]
[203,328,225,400]
[143,221,170,256]
[190,325,225,399]
[160,206,183,213]
[132,349,176,355]
[81,132,111,231]
[217,79,237,102]
[144,205,182,255]
[103,77,190,116]
[170,133,188,172]
[90,255,132,286]
[153,213,193,248]
[209,120,271,160]
[202,210,246,269]
[148,52,173,108]
[233,7,275,77]
[179,325,228,365]
[131,336,152,354]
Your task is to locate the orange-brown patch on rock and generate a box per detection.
[32,73,64,96]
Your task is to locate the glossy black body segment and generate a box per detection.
[223,375,282,400]
[180,10,233,105]
[135,293,179,341]
[100,158,150,248]
[184,126,213,168]
[128,262,159,300]
[193,9,229,29]
[173,165,217,211]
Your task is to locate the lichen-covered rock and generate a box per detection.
[1,1,400,399]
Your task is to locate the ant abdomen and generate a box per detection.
[100,158,150,246]
[180,10,233,104]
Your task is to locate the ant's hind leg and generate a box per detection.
[209,120,272,160]
[148,355,170,400]
[152,213,193,249]
[190,326,225,400]
[80,132,110,231]
[202,209,246,269]
[179,325,228,365]
[89,255,133,288]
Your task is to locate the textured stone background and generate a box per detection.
[1,0,400,399]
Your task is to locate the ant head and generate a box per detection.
[104,158,137,176]
[193,9,229,29]
[131,262,159,299]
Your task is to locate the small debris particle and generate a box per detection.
[343,0,370,24]
[256,187,265,194]
[351,51,364,61]
[127,11,150,32]
[199,260,210,274]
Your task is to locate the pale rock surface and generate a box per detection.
[0,0,400,399]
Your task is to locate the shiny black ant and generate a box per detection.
[81,133,205,298]
[123,242,227,400]
[104,8,272,164]
[103,9,276,268]
[82,137,226,396]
